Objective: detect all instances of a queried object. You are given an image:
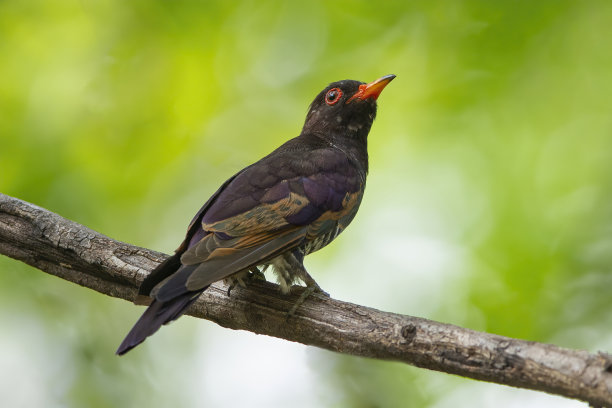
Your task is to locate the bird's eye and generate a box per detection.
[325,88,342,106]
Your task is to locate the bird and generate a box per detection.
[116,74,395,355]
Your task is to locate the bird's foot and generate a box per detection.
[226,278,246,297]
[286,281,329,319]
[226,267,268,297]
[309,281,330,298]
[271,251,330,317]
[301,270,330,297]
[247,267,266,282]
[287,286,316,318]
[224,270,251,297]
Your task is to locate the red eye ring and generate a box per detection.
[325,88,343,105]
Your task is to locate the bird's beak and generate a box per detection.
[347,74,396,103]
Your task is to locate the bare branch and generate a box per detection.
[0,192,610,406]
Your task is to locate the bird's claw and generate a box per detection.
[316,287,330,297]
[248,267,266,282]
[286,283,330,319]
[310,282,330,297]
[226,268,266,297]
[286,286,316,319]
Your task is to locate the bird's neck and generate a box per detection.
[311,129,370,175]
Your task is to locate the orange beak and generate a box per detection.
[347,74,396,103]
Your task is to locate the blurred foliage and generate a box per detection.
[1,0,611,407]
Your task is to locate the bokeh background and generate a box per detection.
[1,1,611,407]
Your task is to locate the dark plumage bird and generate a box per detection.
[117,74,395,355]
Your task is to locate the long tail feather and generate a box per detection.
[116,289,203,355]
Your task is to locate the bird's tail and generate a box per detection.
[116,289,203,355]
[138,252,184,297]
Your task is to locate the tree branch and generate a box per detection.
[0,192,610,406]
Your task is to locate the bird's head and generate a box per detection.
[302,74,395,141]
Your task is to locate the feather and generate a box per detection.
[116,290,202,355]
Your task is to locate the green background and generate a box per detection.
[1,1,611,407]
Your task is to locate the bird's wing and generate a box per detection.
[153,145,365,302]
[138,173,241,297]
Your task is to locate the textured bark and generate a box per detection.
[0,192,610,407]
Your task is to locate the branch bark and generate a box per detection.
[0,192,610,406]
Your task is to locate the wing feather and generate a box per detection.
[155,226,307,301]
